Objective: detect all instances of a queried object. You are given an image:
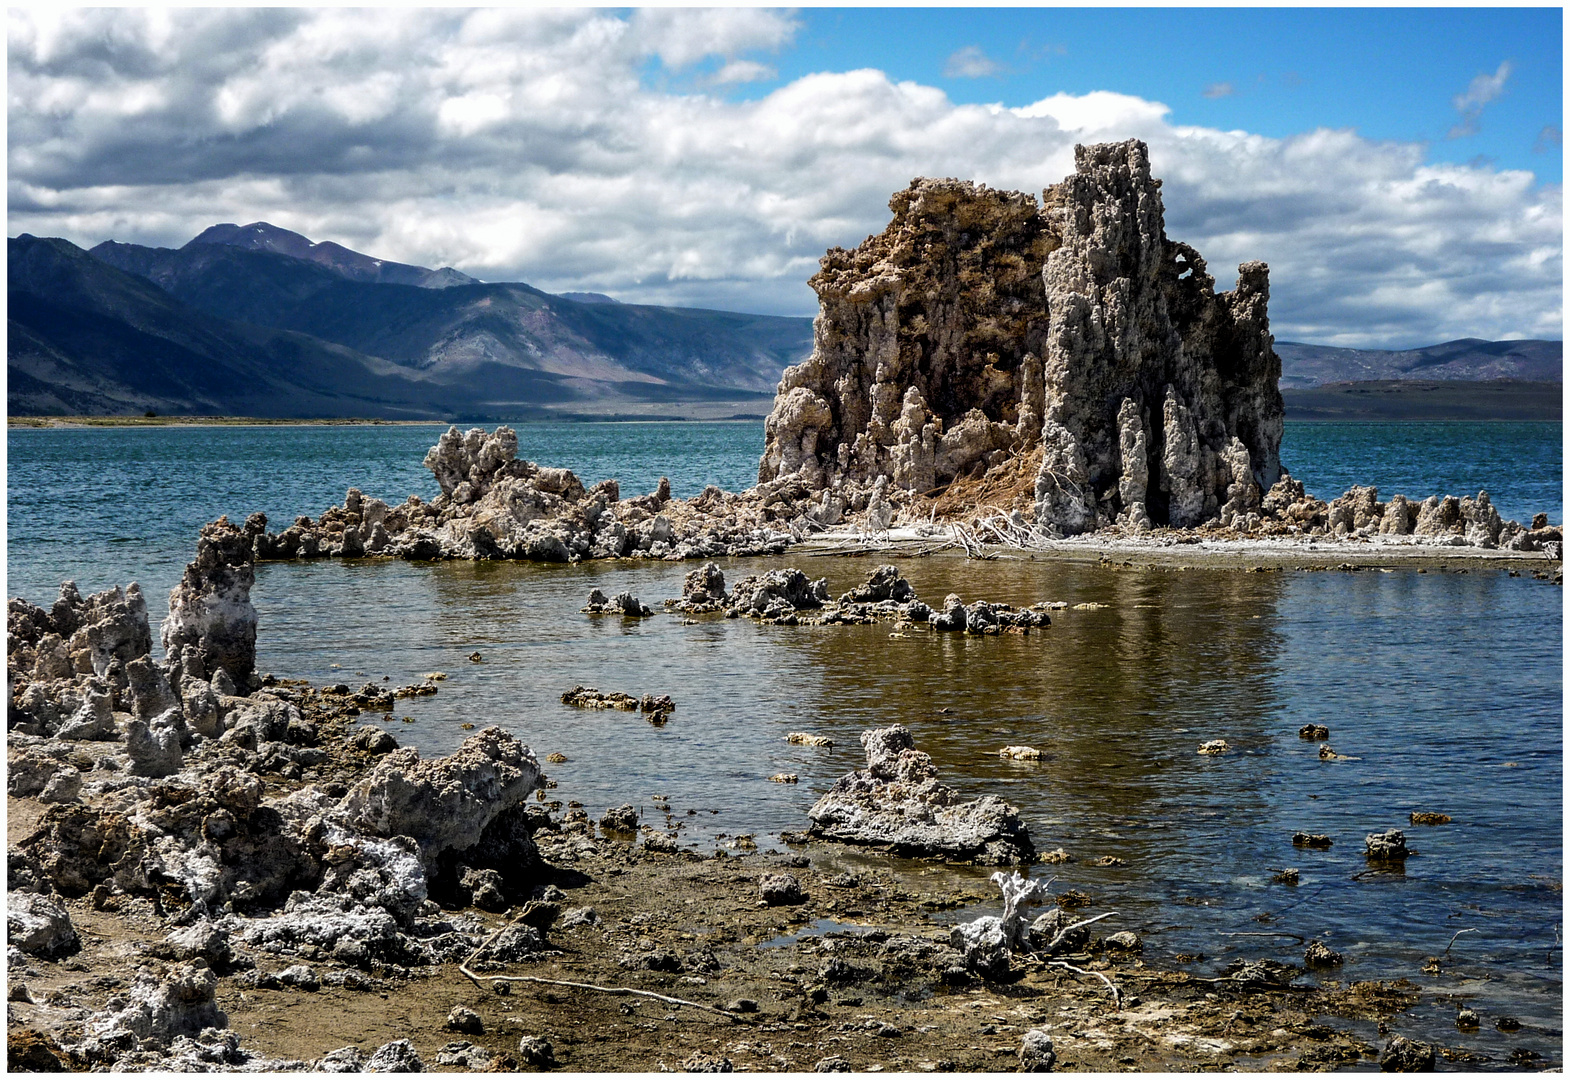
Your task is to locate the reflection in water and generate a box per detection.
[252,554,1560,1065]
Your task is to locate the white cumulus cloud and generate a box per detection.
[7,10,1560,347]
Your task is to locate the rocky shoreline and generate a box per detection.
[8,515,1549,1072]
[232,422,1559,576]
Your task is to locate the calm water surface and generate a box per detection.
[6,420,1563,1067]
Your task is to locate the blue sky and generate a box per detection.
[9,8,1563,346]
[690,7,1563,185]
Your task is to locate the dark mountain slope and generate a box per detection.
[185,221,477,288]
[1276,338,1560,387]
[89,235,814,393]
[8,235,461,418]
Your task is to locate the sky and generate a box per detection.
[7,6,1563,349]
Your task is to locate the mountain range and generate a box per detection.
[7,221,1560,419]
[11,223,813,419]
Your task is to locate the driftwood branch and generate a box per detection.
[1035,910,1120,955]
[457,918,749,1024]
[1049,959,1122,1009]
[1444,927,1479,955]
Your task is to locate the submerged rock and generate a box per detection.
[807,725,1033,864]
[1364,829,1410,863]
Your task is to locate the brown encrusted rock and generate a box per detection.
[1379,1035,1435,1072]
[162,515,266,685]
[757,139,1284,535]
[758,176,1054,497]
[337,726,544,867]
[807,725,1033,864]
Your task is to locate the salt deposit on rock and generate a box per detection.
[807,725,1033,864]
[7,891,80,958]
[162,514,265,686]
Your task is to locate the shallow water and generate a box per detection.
[247,552,1561,1066]
[6,419,1564,1067]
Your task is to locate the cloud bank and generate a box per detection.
[8,8,1560,347]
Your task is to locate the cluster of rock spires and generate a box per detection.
[6,522,567,1070]
[667,560,1052,633]
[129,148,1544,568]
[248,424,806,566]
[758,139,1283,535]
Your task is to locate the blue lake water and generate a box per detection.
[5,419,1560,606]
[5,418,1563,1067]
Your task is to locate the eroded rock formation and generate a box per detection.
[807,725,1034,864]
[757,139,1285,535]
[253,425,802,565]
[162,514,266,686]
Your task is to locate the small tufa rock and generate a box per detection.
[517,1036,556,1068]
[1104,931,1143,953]
[1298,724,1330,740]
[681,1051,734,1073]
[1409,811,1451,826]
[759,873,807,906]
[1272,868,1300,885]
[812,1057,853,1073]
[1018,1029,1057,1072]
[1379,1035,1436,1072]
[787,732,834,747]
[999,745,1043,760]
[1292,832,1332,849]
[7,892,79,959]
[1304,940,1343,968]
[365,1038,424,1072]
[768,773,799,783]
[1364,829,1410,863]
[1197,739,1230,755]
[582,589,653,617]
[599,805,639,833]
[807,725,1033,864]
[1454,1008,1480,1030]
[446,1006,484,1035]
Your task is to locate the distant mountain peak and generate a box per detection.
[184,222,478,290]
[558,291,621,305]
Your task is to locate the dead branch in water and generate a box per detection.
[1445,927,1480,955]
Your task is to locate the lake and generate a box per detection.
[5,418,1563,1067]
